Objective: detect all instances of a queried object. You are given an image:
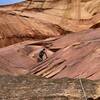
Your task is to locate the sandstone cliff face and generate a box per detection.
[29,28,100,80]
[0,28,100,81]
[0,40,53,76]
[0,11,66,48]
[0,1,100,100]
[0,0,100,47]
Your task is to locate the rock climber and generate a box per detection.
[37,48,48,62]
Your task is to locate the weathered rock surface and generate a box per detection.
[0,40,53,76]
[23,28,100,80]
[0,28,100,80]
[0,75,99,100]
[0,1,100,99]
[0,0,100,47]
[0,11,66,48]
[30,28,100,50]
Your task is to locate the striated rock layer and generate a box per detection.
[29,28,100,80]
[0,39,53,76]
[0,75,99,100]
[0,28,100,80]
[0,0,100,47]
[0,1,100,100]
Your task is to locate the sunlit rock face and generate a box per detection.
[0,0,100,47]
[0,0,100,79]
[0,28,100,81]
[29,28,100,80]
[0,1,100,99]
[0,40,54,76]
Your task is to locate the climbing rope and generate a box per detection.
[79,78,88,100]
